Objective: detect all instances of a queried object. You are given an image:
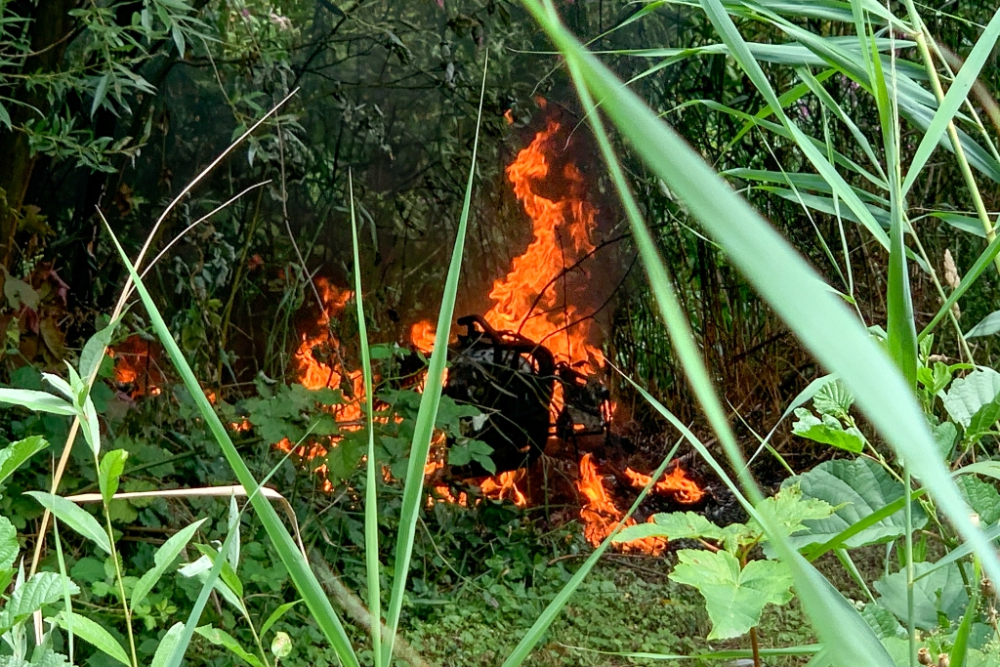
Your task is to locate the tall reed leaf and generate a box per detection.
[102,223,361,667]
[348,168,382,666]
[524,0,1000,651]
[381,51,489,667]
[901,8,1000,197]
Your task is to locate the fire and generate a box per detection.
[484,119,603,375]
[110,335,165,397]
[624,466,705,504]
[578,454,665,555]
[409,320,437,354]
[276,277,366,490]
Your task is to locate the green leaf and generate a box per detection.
[447,439,495,474]
[0,101,11,130]
[956,475,1000,526]
[260,600,301,638]
[0,389,76,416]
[932,421,959,460]
[781,457,926,550]
[91,73,111,118]
[751,483,836,540]
[0,436,50,486]
[0,516,18,570]
[0,572,80,633]
[131,518,207,609]
[902,8,1000,196]
[791,408,865,453]
[813,381,854,419]
[942,369,1000,430]
[25,492,112,555]
[966,311,1000,339]
[98,449,128,506]
[192,545,244,598]
[151,623,185,667]
[80,319,118,380]
[55,611,130,666]
[860,603,907,640]
[194,626,263,667]
[670,550,793,640]
[874,561,969,631]
[613,510,725,545]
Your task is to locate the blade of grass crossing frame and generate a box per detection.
[500,441,679,667]
[102,222,361,667]
[871,26,918,667]
[523,0,1000,656]
[349,169,381,666]
[552,17,896,664]
[381,50,489,667]
[901,8,1000,197]
[870,29,917,388]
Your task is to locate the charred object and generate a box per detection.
[441,315,609,476]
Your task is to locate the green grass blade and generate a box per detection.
[164,520,239,667]
[349,168,381,666]
[523,0,1000,660]
[381,50,489,667]
[102,221,361,667]
[902,8,1000,197]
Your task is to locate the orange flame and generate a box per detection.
[578,454,665,555]
[624,466,704,504]
[410,320,437,354]
[484,119,603,375]
[110,335,166,397]
[277,277,366,491]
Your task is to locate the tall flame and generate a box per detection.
[484,119,603,374]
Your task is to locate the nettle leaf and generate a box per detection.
[813,380,854,419]
[780,457,927,550]
[98,449,128,506]
[325,437,365,483]
[791,408,865,453]
[0,572,80,633]
[131,518,206,609]
[942,368,1000,431]
[669,550,793,640]
[0,516,18,570]
[874,561,968,631]
[932,420,958,460]
[0,436,49,486]
[956,475,1000,526]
